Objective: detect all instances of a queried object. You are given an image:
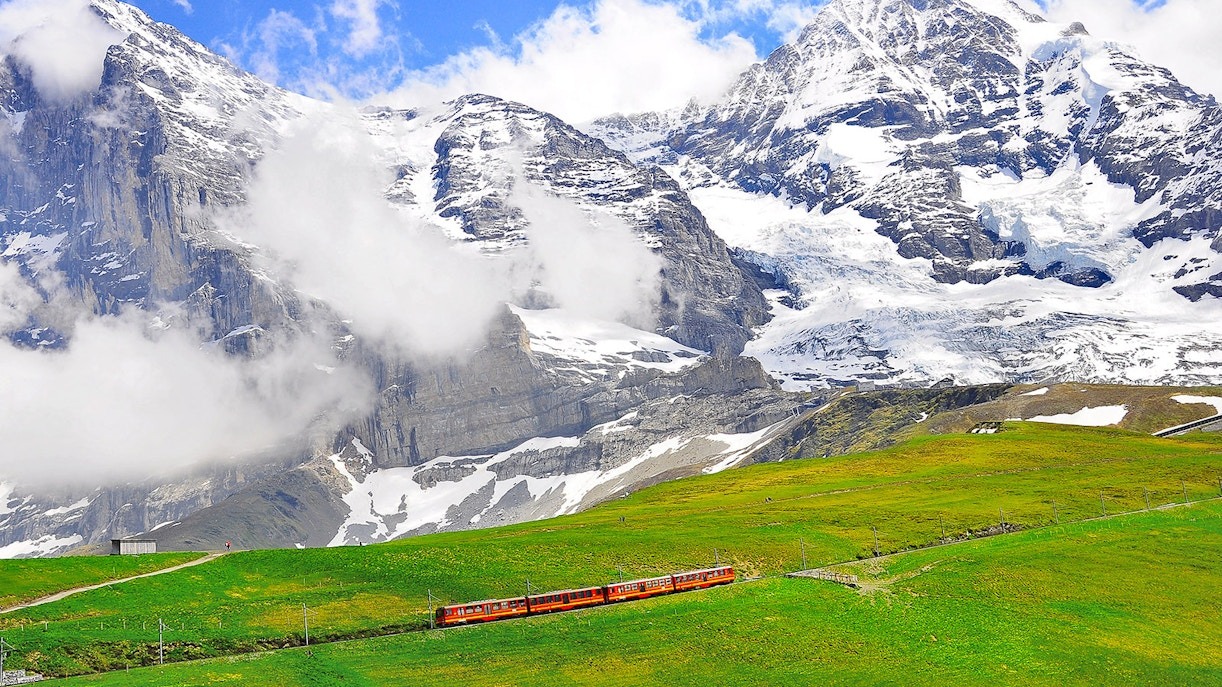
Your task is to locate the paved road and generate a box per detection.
[1154,413,1222,437]
[0,552,227,614]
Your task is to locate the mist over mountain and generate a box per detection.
[1,0,1219,557]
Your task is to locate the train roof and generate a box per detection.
[678,566,734,574]
[608,573,675,586]
[526,584,604,598]
[440,596,526,609]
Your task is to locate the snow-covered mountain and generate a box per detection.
[592,0,1222,389]
[3,0,1222,556]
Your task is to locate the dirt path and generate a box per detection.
[0,552,227,614]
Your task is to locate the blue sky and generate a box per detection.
[127,0,795,69]
[118,0,1220,121]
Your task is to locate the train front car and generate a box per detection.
[437,597,529,627]
[605,574,675,603]
[526,585,607,615]
[671,566,735,592]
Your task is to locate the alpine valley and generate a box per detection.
[2,0,1220,557]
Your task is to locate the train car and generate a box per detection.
[527,585,607,614]
[671,566,735,592]
[605,574,675,603]
[437,597,528,627]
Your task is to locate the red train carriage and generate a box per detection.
[437,597,528,627]
[605,574,675,603]
[671,566,735,592]
[527,585,607,614]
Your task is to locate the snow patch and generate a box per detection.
[327,416,794,545]
[0,482,16,517]
[1022,387,1050,396]
[1171,395,1222,415]
[1021,405,1128,427]
[43,496,92,517]
[511,306,704,380]
[0,534,83,559]
[701,424,787,474]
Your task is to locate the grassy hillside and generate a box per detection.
[56,500,1222,686]
[0,552,205,610]
[924,383,1222,435]
[0,423,1218,677]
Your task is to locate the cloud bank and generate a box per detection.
[221,107,665,355]
[0,265,372,488]
[218,108,512,357]
[377,0,760,122]
[512,186,663,328]
[0,0,124,104]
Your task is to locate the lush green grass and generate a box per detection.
[2,424,1220,677]
[0,552,204,609]
[55,500,1222,686]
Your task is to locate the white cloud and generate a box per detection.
[218,9,319,86]
[171,0,193,14]
[512,185,663,328]
[0,0,125,104]
[330,0,392,57]
[216,107,511,357]
[0,306,373,489]
[690,0,820,42]
[1044,0,1222,97]
[0,261,39,333]
[383,0,758,122]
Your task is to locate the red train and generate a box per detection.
[436,566,735,627]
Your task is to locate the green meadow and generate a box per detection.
[56,500,1222,686]
[0,423,1219,679]
[0,552,203,609]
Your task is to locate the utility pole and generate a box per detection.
[714,549,720,566]
[872,526,879,558]
[1144,487,1151,510]
[158,618,166,665]
[1182,480,1189,503]
[939,513,946,539]
[1099,491,1106,517]
[1053,502,1059,525]
[427,590,436,630]
[999,508,1005,528]
[303,604,309,650]
[526,579,533,596]
[800,539,807,570]
[617,566,624,583]
[0,636,12,678]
